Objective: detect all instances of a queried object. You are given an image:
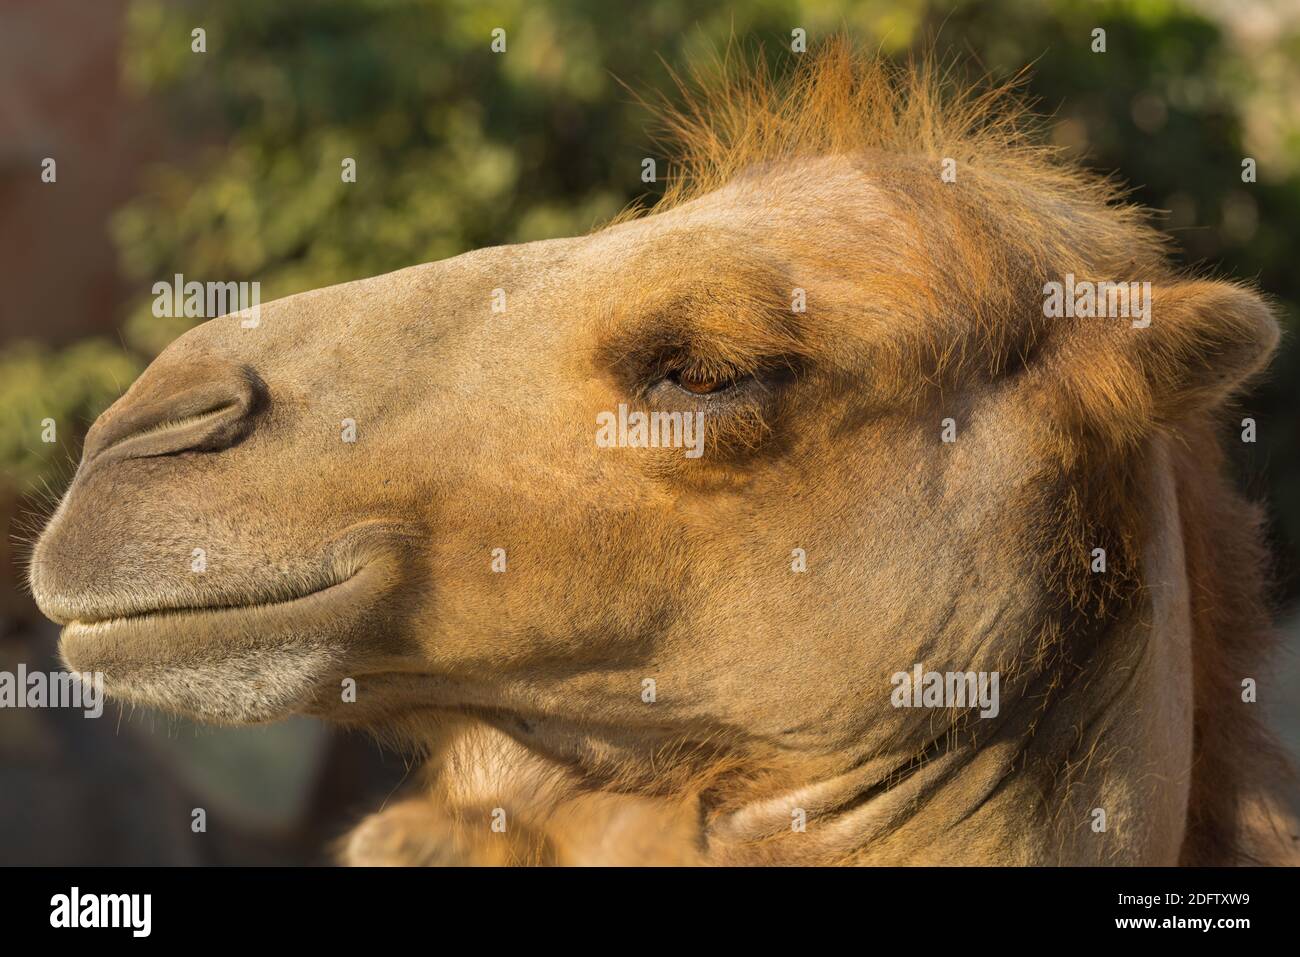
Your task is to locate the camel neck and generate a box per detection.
[704,627,1187,864]
[702,700,1036,864]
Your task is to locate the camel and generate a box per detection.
[29,41,1295,865]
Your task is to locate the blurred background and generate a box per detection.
[1,0,1297,863]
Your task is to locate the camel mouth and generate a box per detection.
[63,572,357,630]
[53,558,400,724]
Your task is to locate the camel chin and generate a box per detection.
[64,629,337,725]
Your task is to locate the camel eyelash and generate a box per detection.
[641,355,762,406]
[599,323,806,437]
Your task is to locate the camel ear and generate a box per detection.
[1134,279,1280,417]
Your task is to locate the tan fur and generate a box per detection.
[30,39,1290,865]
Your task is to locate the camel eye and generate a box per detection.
[671,369,737,395]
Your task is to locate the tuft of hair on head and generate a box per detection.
[635,33,1066,214]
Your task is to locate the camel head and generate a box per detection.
[30,46,1283,864]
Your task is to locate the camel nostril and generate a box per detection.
[81,363,266,471]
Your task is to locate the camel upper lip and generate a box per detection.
[62,571,359,629]
[35,521,413,628]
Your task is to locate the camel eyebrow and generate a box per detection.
[619,251,812,340]
[598,281,811,386]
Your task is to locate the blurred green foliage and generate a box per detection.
[5,0,1300,590]
[0,340,141,493]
